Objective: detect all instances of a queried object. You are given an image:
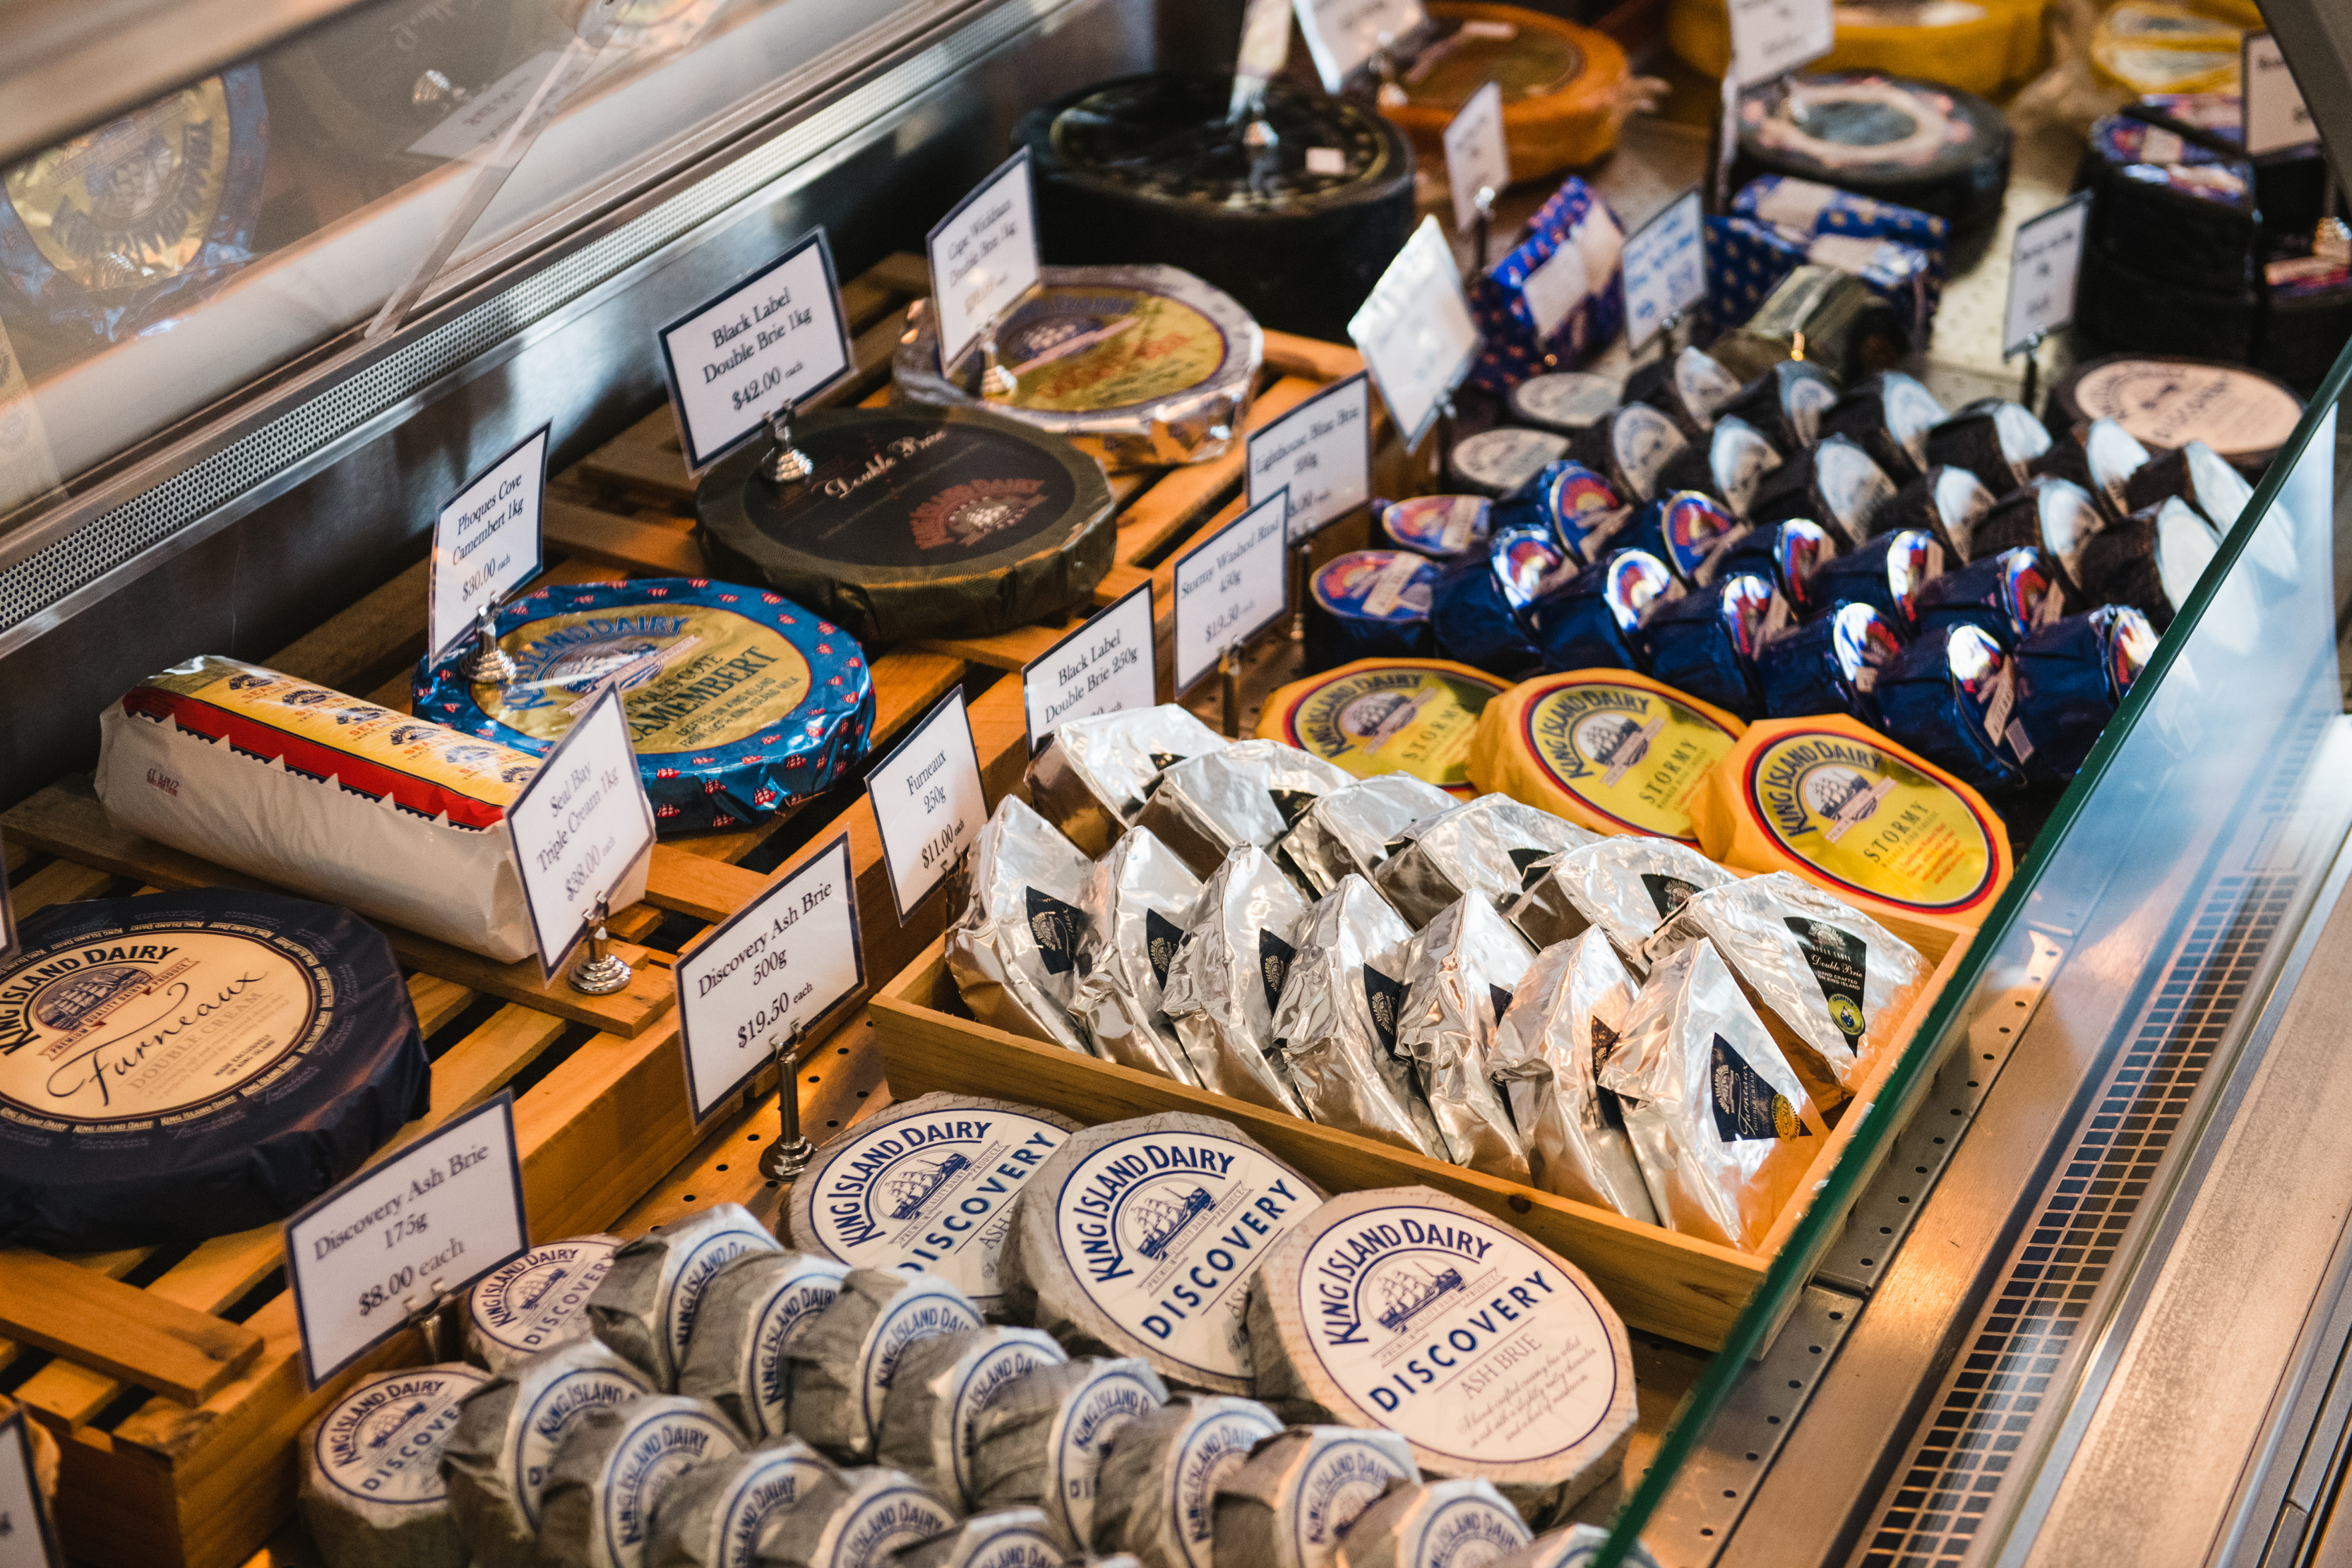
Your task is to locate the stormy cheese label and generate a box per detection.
[993,285,1228,412]
[1046,1365,1165,1548]
[801,1104,1073,1308]
[1048,1131,1315,1382]
[315,1366,488,1504]
[1291,1205,1618,1466]
[1516,676,1742,840]
[514,1366,645,1528]
[1744,729,1998,911]
[857,1286,986,1437]
[1265,662,1508,796]
[0,921,330,1132]
[1163,1405,1286,1568]
[599,1406,740,1563]
[469,1236,621,1363]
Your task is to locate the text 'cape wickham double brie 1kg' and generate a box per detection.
[537,1394,744,1568]
[790,1093,1082,1319]
[443,1337,654,1568]
[0,887,429,1250]
[966,1354,1171,1553]
[412,577,873,834]
[301,1363,489,1568]
[466,1235,626,1375]
[999,1112,1325,1396]
[676,1250,850,1442]
[590,1204,781,1391]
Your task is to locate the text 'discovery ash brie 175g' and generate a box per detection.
[465,1234,625,1375]
[441,1336,652,1568]
[299,1363,489,1568]
[676,1248,850,1441]
[590,1204,780,1390]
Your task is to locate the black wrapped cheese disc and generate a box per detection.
[1653,414,1783,519]
[1965,476,2103,596]
[696,406,1116,644]
[1568,404,1688,503]
[1732,71,2013,232]
[1533,549,1680,674]
[1706,520,1837,617]
[1804,529,1942,637]
[1628,347,1745,437]
[1914,546,2067,647]
[2078,113,2257,294]
[1870,465,1995,560]
[1717,361,1841,454]
[1821,371,1947,486]
[2077,245,2262,367]
[1622,491,1740,585]
[1757,600,1901,723]
[1925,399,2050,497]
[1746,432,1895,547]
[1874,624,2027,795]
[0,888,429,1250]
[2048,354,2303,480]
[2032,417,2151,524]
[1507,371,1623,436]
[1017,73,1416,343]
[1640,573,1782,719]
[2072,496,2218,635]
[1448,428,1572,498]
[2122,437,2254,535]
[2013,606,2159,784]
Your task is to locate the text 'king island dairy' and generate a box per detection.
[589,1204,780,1391]
[1248,1187,1636,1529]
[300,1363,489,1568]
[465,1235,625,1375]
[443,1337,652,1568]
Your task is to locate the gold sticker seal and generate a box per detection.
[1745,729,1998,913]
[485,602,813,753]
[999,286,1226,413]
[1520,678,1741,842]
[1267,662,1507,793]
[7,79,234,293]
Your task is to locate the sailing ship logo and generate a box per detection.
[884,1153,972,1221]
[1124,1183,1214,1261]
[1371,1260,1466,1335]
[364,1400,431,1452]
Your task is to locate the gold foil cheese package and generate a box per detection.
[676,1250,851,1442]
[1160,846,1313,1116]
[1073,827,1206,1086]
[1395,896,1538,1181]
[753,1464,959,1568]
[443,1339,654,1568]
[1330,1480,1532,1568]
[1136,740,1357,880]
[785,1270,986,1464]
[1271,876,1445,1161]
[644,1438,839,1568]
[1028,706,1230,857]
[590,1205,782,1390]
[875,1327,1068,1508]
[1599,938,1829,1250]
[1504,837,1736,970]
[1091,1396,1286,1568]
[536,1394,744,1568]
[1642,871,1928,1091]
[1489,933,1657,1223]
[965,1355,1170,1554]
[947,796,1097,1055]
[465,1235,625,1375]
[299,1363,489,1568]
[1272,773,1459,900]
[1374,794,1599,930]
[1210,1426,1419,1568]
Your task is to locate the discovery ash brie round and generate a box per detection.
[590,1204,780,1390]
[789,1093,1082,1316]
[1094,1396,1287,1568]
[1250,1187,1636,1526]
[999,1113,1325,1395]
[537,1395,744,1568]
[0,887,429,1251]
[876,1327,1068,1507]
[1212,1425,1419,1568]
[1332,1479,1532,1568]
[965,1355,1171,1553]
[442,1336,652,1568]
[465,1234,624,1375]
[758,1464,958,1568]
[676,1249,850,1440]
[299,1363,489,1568]
[787,1269,986,1462]
[895,1507,1065,1568]
[642,1438,837,1568]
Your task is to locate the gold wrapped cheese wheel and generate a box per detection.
[1467,670,1746,844]
[1689,715,2012,928]
[1383,3,1637,179]
[1258,659,1509,799]
[1666,0,2036,95]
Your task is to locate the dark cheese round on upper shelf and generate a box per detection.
[1568,404,1688,503]
[1448,426,1572,498]
[0,888,429,1251]
[1925,400,2050,496]
[1870,465,1995,561]
[1966,476,2103,595]
[1507,371,1623,436]
[2076,244,2261,366]
[2080,112,2257,292]
[1746,432,1895,547]
[1653,414,1783,519]
[696,406,1116,645]
[1732,71,2013,232]
[1717,360,1841,454]
[1821,371,1947,486]
[1628,347,1744,437]
[2073,495,2217,634]
[1016,73,1416,343]
[2050,354,2303,479]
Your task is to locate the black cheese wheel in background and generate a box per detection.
[1871,465,1996,560]
[1746,432,1896,547]
[1569,403,1688,502]
[1966,477,2103,596]
[1449,426,1572,498]
[1718,360,1842,454]
[0,889,429,1251]
[696,405,1116,644]
[1654,414,1784,519]
[2258,264,2352,395]
[1732,71,2014,234]
[2048,354,2303,480]
[1507,371,1623,436]
[1822,371,1947,486]
[2075,244,2261,366]
[1925,399,2052,496]
[2078,116,2259,292]
[1017,74,1417,344]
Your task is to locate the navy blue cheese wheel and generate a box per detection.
[1964,476,2103,597]
[1757,599,1901,723]
[1507,371,1621,436]
[1746,432,1895,548]
[1533,463,1632,565]
[0,888,428,1251]
[1914,546,2068,647]
[1717,360,1841,454]
[1821,371,1946,486]
[1870,465,1995,561]
[1653,414,1783,520]
[1874,624,2027,795]
[1640,573,1782,719]
[1431,522,1572,679]
[695,405,1118,643]
[1732,72,2012,232]
[1804,529,1942,637]
[1708,520,1839,618]
[1533,549,1679,674]
[1376,496,1493,558]
[413,576,874,833]
[1622,491,1738,585]
[1306,551,1442,669]
[1923,400,2051,496]
[2014,605,2159,784]
[1448,427,1572,498]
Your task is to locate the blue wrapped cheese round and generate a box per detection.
[1803,529,1942,638]
[1621,491,1738,585]
[412,577,873,833]
[1708,519,1838,618]
[1757,600,1902,723]
[1306,551,1441,668]
[1640,574,1783,719]
[1532,549,1678,674]
[1914,546,2067,648]
[1431,522,1571,680]
[2013,605,2157,784]
[1532,462,1628,565]
[1873,623,2028,794]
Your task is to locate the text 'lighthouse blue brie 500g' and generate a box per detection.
[789,1094,1082,1317]
[999,1113,1327,1396]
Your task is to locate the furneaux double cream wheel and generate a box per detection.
[1468,670,1746,845]
[1247,1187,1636,1529]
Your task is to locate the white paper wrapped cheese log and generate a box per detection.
[1091,1396,1285,1568]
[443,1338,652,1568]
[998,1113,1324,1396]
[753,1464,958,1568]
[465,1234,625,1375]
[1246,1187,1635,1529]
[537,1394,744,1568]
[895,1508,1068,1568]
[785,1269,986,1462]
[876,1327,1068,1508]
[1329,1480,1529,1568]
[644,1437,840,1568]
[788,1094,1082,1318]
[1209,1427,1417,1568]
[299,1363,488,1568]
[678,1251,851,1441]
[592,1206,782,1389]
[966,1356,1171,1555]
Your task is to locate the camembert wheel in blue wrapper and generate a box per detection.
[412,576,873,833]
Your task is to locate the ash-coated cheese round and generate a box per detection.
[466,1235,624,1375]
[643,1437,837,1568]
[590,1206,781,1391]
[1093,1396,1287,1568]
[788,1094,1082,1317]
[760,1464,960,1568]
[1258,659,1511,799]
[876,1327,1068,1507]
[1486,1524,1657,1568]
[966,1355,1171,1554]
[1331,1480,1532,1568]
[1000,1113,1325,1396]
[676,1250,850,1441]
[1211,1425,1419,1568]
[299,1363,489,1568]
[0,887,429,1251]
[895,1508,1065,1568]
[1248,1189,1633,1525]
[787,1270,987,1462]
[443,1337,652,1567]
[1467,671,1746,844]
[536,1394,743,1568]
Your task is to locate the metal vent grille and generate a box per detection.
[1856,872,2299,1568]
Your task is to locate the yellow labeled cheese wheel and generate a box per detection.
[1666,0,2036,95]
[1258,658,1510,797]
[1690,715,2013,926]
[1467,669,1746,844]
[1385,2,1637,181]
[2090,0,2245,95]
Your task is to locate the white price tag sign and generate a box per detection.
[1248,373,1373,542]
[864,690,989,923]
[1174,489,1290,694]
[506,686,657,979]
[1443,81,1510,234]
[1726,0,1834,85]
[676,833,864,1121]
[1023,582,1157,755]
[1348,216,1481,453]
[657,230,856,472]
[284,1095,529,1387]
[0,1410,59,1568]
[1622,188,1707,353]
[427,426,547,664]
[926,150,1044,377]
[2002,193,2091,359]
[1231,0,1297,115]
[1294,0,1431,90]
[2243,34,2317,156]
